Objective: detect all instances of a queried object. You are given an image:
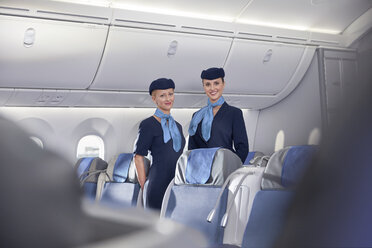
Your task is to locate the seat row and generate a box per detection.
[74,150,266,208]
[75,145,316,247]
[75,154,150,208]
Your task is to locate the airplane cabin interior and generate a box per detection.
[0,0,371,247]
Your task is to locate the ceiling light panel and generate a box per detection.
[50,0,111,7]
[237,0,372,34]
[110,0,250,22]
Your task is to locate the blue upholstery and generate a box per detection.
[75,157,108,200]
[186,147,220,184]
[243,152,256,165]
[232,146,316,248]
[83,182,98,201]
[99,153,141,208]
[165,185,227,246]
[101,183,140,207]
[112,153,133,183]
[281,145,316,188]
[76,157,94,179]
[242,190,294,248]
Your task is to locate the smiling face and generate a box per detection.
[152,88,175,114]
[202,77,225,103]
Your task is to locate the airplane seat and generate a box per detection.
[240,190,294,248]
[215,166,266,246]
[261,145,317,190]
[74,157,108,201]
[160,148,242,246]
[243,151,270,167]
[240,145,317,248]
[0,115,208,248]
[96,153,150,208]
[215,145,316,247]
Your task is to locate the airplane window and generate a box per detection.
[308,128,321,145]
[30,136,44,149]
[274,130,285,152]
[76,135,104,160]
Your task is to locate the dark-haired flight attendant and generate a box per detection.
[134,78,185,210]
[188,67,249,163]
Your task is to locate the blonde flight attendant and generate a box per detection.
[134,78,185,210]
[188,67,248,163]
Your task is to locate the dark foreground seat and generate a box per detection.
[0,116,207,248]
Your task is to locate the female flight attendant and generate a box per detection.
[134,78,185,210]
[188,67,249,163]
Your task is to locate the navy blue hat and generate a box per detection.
[201,67,225,80]
[149,78,175,95]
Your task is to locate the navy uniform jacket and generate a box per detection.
[134,116,185,210]
[188,102,249,163]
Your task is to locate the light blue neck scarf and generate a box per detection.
[188,96,225,141]
[155,108,182,152]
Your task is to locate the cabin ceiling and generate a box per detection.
[0,0,371,109]
[53,0,372,35]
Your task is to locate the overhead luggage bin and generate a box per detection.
[224,39,311,95]
[0,89,14,106]
[0,15,108,89]
[90,27,232,92]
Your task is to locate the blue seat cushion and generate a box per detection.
[113,153,133,183]
[282,145,316,188]
[100,182,140,208]
[77,157,95,179]
[165,185,227,246]
[82,182,97,201]
[242,190,294,248]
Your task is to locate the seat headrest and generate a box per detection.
[244,151,268,167]
[106,153,150,183]
[261,145,317,190]
[175,148,242,186]
[74,157,108,183]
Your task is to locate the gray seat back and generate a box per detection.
[161,148,242,246]
[261,145,317,190]
[175,148,242,186]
